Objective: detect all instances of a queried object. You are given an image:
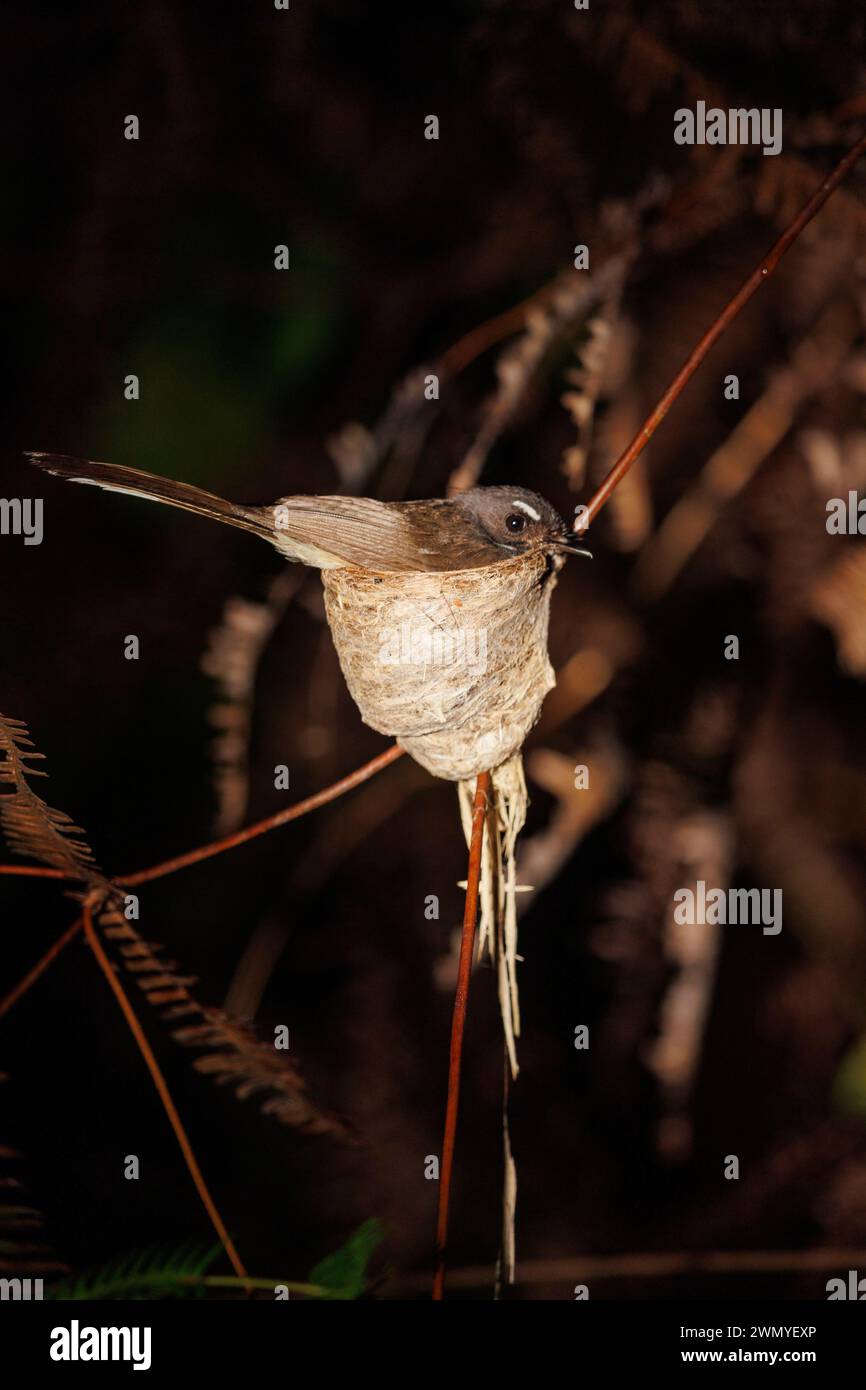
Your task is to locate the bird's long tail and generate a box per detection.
[25,452,275,543]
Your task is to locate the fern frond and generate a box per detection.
[575,14,728,120]
[48,1223,382,1300]
[0,713,349,1140]
[308,1217,384,1300]
[46,1241,220,1301]
[811,546,866,677]
[757,152,866,242]
[0,713,112,899]
[449,258,632,494]
[561,296,625,489]
[0,1077,68,1276]
[174,1009,350,1135]
[202,573,300,835]
[98,908,353,1141]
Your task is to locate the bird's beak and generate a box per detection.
[556,534,593,559]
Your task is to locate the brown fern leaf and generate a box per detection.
[98,909,353,1142]
[811,546,866,677]
[0,1076,68,1276]
[575,14,728,120]
[0,1175,68,1275]
[202,573,302,836]
[448,257,633,494]
[0,713,113,899]
[174,1010,349,1137]
[756,152,866,242]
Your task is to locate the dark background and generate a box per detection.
[3,0,866,1299]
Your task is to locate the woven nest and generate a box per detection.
[321,550,559,780]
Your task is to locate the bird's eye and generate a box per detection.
[505,512,527,534]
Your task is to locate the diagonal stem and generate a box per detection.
[121,743,404,885]
[432,769,490,1301]
[580,127,866,528]
[0,915,83,1020]
[0,746,406,1019]
[0,865,66,878]
[80,901,248,1282]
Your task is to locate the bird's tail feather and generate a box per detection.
[24,452,275,543]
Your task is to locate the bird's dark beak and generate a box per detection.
[556,534,593,559]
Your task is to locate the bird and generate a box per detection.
[24,452,592,573]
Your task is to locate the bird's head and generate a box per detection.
[454,486,592,561]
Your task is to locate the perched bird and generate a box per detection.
[24,452,591,572]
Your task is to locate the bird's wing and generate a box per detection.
[26,452,458,571]
[25,454,406,569]
[270,495,432,571]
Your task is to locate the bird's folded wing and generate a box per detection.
[271,495,431,571]
[26,452,452,571]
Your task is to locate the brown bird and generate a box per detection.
[25,452,591,572]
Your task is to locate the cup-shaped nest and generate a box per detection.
[321,550,560,780]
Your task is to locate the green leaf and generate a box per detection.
[46,1241,222,1301]
[308,1219,384,1300]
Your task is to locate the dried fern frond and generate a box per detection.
[571,13,866,249]
[811,547,866,677]
[561,309,618,489]
[631,298,859,604]
[327,367,430,489]
[0,1077,67,1276]
[0,713,347,1141]
[756,152,866,244]
[572,13,728,121]
[647,810,733,1162]
[99,909,353,1141]
[448,256,633,494]
[0,713,112,899]
[202,573,302,834]
[0,1188,67,1275]
[173,1010,348,1134]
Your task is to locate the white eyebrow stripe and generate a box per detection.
[511,499,541,522]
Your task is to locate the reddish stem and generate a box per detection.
[580,128,866,528]
[81,901,249,1283]
[0,865,66,878]
[432,769,491,1301]
[0,745,405,1019]
[0,915,83,1020]
[122,743,404,885]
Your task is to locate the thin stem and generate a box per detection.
[0,746,406,1022]
[193,1275,325,1296]
[122,744,404,885]
[0,916,82,1020]
[0,749,405,890]
[80,902,249,1283]
[580,128,866,529]
[0,865,66,878]
[402,1245,866,1294]
[432,769,490,1301]
[439,285,562,378]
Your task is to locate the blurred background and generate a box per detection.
[3,0,866,1299]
